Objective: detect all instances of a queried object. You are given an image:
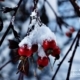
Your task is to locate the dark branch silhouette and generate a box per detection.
[52,30,79,80]
[70,0,80,17]
[66,30,80,80]
[44,0,69,30]
[0,0,23,46]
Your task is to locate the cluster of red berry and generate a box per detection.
[17,9,61,69]
[18,39,60,68]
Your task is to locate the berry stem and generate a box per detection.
[18,72,24,80]
[53,58,56,67]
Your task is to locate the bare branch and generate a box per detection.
[70,0,80,17]
[0,0,23,46]
[44,0,69,30]
[52,30,79,80]
[66,31,80,80]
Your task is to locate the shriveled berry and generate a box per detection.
[51,46,60,58]
[65,32,72,38]
[69,27,75,33]
[31,44,38,53]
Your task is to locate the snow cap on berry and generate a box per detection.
[38,45,46,58]
[19,36,32,49]
[33,24,57,45]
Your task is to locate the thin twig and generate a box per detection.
[0,0,23,46]
[44,0,69,28]
[0,55,19,71]
[66,31,80,80]
[33,0,39,10]
[70,0,80,17]
[52,30,79,80]
[44,0,57,17]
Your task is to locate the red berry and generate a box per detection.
[69,27,75,33]
[37,57,49,68]
[31,44,38,53]
[65,32,72,38]
[42,40,49,50]
[42,40,57,56]
[18,44,32,57]
[42,40,56,51]
[51,46,60,57]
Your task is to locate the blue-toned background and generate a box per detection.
[0,0,80,80]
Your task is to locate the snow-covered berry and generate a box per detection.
[18,44,32,57]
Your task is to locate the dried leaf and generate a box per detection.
[8,39,19,49]
[0,17,3,31]
[18,59,29,76]
[13,29,20,38]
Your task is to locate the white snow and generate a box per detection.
[19,10,57,57]
[30,10,37,17]
[38,44,46,58]
[19,36,32,48]
[32,23,57,45]
[19,21,57,47]
[29,10,38,28]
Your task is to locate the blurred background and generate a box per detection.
[0,0,80,80]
